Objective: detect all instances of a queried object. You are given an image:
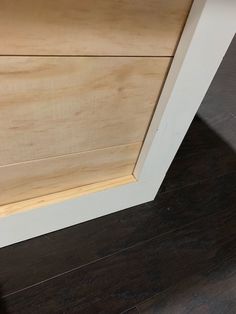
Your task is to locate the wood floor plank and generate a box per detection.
[0,288,8,314]
[159,117,236,193]
[2,204,236,313]
[0,171,235,296]
[198,35,236,151]
[122,307,139,314]
[136,258,236,314]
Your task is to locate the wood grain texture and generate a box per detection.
[0,175,135,218]
[0,143,140,206]
[3,203,236,313]
[136,260,236,314]
[0,0,192,56]
[1,171,235,296]
[123,308,139,314]
[159,117,236,193]
[198,35,236,151]
[0,56,170,166]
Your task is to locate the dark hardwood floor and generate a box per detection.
[0,115,235,314]
[0,37,235,314]
[136,257,236,314]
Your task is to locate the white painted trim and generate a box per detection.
[1,0,235,247]
[135,0,236,194]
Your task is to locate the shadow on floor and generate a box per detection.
[159,115,236,194]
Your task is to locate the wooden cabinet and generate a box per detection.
[0,0,192,211]
[1,0,234,247]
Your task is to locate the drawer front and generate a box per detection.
[0,0,192,56]
[0,143,140,206]
[0,56,170,165]
[0,56,170,204]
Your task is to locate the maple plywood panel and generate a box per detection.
[0,0,192,56]
[0,176,136,218]
[0,56,170,166]
[0,143,141,206]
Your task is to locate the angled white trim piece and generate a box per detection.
[135,0,236,194]
[1,0,235,247]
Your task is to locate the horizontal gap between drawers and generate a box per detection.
[0,141,142,168]
[0,142,141,207]
[0,54,173,58]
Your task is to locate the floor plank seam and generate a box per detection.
[159,170,236,195]
[120,306,140,314]
[133,253,236,312]
[3,208,234,299]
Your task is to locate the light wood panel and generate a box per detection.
[0,0,192,56]
[0,56,170,166]
[0,176,136,218]
[0,143,141,206]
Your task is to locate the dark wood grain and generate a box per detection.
[198,34,236,151]
[137,258,236,314]
[0,170,235,296]
[122,307,139,314]
[159,117,236,193]
[3,204,236,313]
[0,285,8,314]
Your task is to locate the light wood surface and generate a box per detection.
[0,56,170,166]
[0,176,136,218]
[0,0,192,56]
[0,143,140,206]
[1,0,236,248]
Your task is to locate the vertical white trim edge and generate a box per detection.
[135,0,236,196]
